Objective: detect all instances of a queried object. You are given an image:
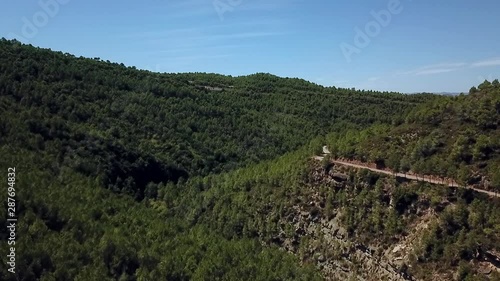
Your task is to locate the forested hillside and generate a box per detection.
[0,39,498,281]
[166,140,500,280]
[324,81,500,193]
[0,39,437,280]
[163,83,500,280]
[0,39,433,200]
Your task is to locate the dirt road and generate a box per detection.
[314,155,499,198]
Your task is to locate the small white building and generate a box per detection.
[322,146,331,154]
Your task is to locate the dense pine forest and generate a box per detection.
[0,39,499,280]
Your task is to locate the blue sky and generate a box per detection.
[1,0,500,93]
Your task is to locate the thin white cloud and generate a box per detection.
[471,58,500,68]
[124,19,287,39]
[419,62,467,70]
[161,54,234,61]
[143,31,287,46]
[397,62,466,76]
[223,0,296,13]
[210,31,287,39]
[157,44,246,54]
[416,68,457,75]
[398,59,500,77]
[331,80,349,86]
[368,57,499,89]
[163,0,290,20]
[124,27,204,39]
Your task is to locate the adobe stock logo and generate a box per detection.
[213,0,243,21]
[8,0,70,42]
[340,0,410,63]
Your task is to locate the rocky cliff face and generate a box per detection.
[263,161,499,281]
[262,161,414,280]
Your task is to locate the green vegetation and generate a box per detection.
[0,148,321,281]
[325,82,500,193]
[169,150,500,280]
[0,39,431,280]
[0,39,499,280]
[0,39,433,201]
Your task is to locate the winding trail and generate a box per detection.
[313,155,500,198]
